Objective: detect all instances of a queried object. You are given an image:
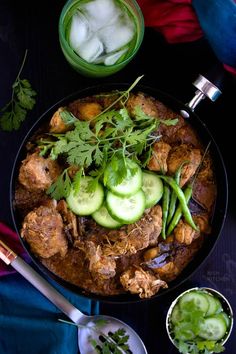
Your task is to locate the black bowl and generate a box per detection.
[10,84,228,303]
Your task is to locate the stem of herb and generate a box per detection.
[94,75,144,119]
[16,49,28,80]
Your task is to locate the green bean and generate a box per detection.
[161,183,170,240]
[167,161,189,225]
[158,175,197,231]
[166,185,193,235]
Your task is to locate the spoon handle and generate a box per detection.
[0,240,84,324]
[11,257,84,323]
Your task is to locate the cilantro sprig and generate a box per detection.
[38,76,178,199]
[0,49,37,131]
[59,318,130,354]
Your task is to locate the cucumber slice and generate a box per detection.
[106,190,145,224]
[203,293,223,316]
[217,312,231,329]
[174,323,196,341]
[199,316,227,341]
[67,176,104,216]
[171,304,182,325]
[179,291,209,314]
[142,171,163,208]
[92,204,123,229]
[104,159,142,197]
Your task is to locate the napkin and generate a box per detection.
[0,222,99,354]
[137,0,236,74]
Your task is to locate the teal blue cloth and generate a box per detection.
[0,273,99,354]
[193,0,236,67]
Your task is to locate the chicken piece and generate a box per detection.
[103,205,162,257]
[158,114,185,143]
[120,266,167,298]
[86,241,116,280]
[57,200,78,240]
[14,183,49,216]
[167,144,202,187]
[127,93,160,118]
[19,152,61,192]
[174,124,201,148]
[21,206,68,258]
[69,100,102,121]
[148,141,171,173]
[49,107,72,133]
[197,155,214,181]
[174,219,200,245]
[154,262,180,282]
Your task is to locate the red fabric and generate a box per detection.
[137,0,203,43]
[0,222,29,277]
[223,64,236,76]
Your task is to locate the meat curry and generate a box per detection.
[14,90,216,299]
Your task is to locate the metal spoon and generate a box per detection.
[0,240,147,354]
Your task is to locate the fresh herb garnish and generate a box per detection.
[46,168,72,200]
[58,318,130,354]
[38,76,178,199]
[0,50,37,131]
[171,301,225,354]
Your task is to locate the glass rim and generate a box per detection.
[58,0,145,70]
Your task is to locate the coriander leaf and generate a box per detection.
[134,105,155,122]
[94,319,108,328]
[46,169,71,200]
[50,138,68,160]
[60,110,77,125]
[90,339,100,353]
[16,81,36,109]
[0,50,37,131]
[103,155,127,187]
[160,118,179,126]
[212,343,225,353]
[0,111,14,131]
[1,102,27,131]
[66,142,96,167]
[74,120,95,140]
[177,340,191,354]
[20,79,31,88]
[86,177,99,193]
[101,127,116,139]
[72,169,82,195]
[103,155,138,187]
[94,146,103,165]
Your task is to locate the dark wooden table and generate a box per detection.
[0,1,235,353]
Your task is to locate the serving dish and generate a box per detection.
[166,287,233,353]
[10,81,228,303]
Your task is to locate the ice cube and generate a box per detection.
[104,48,128,65]
[81,0,121,31]
[69,12,91,50]
[99,21,134,53]
[76,35,104,63]
[93,47,127,64]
